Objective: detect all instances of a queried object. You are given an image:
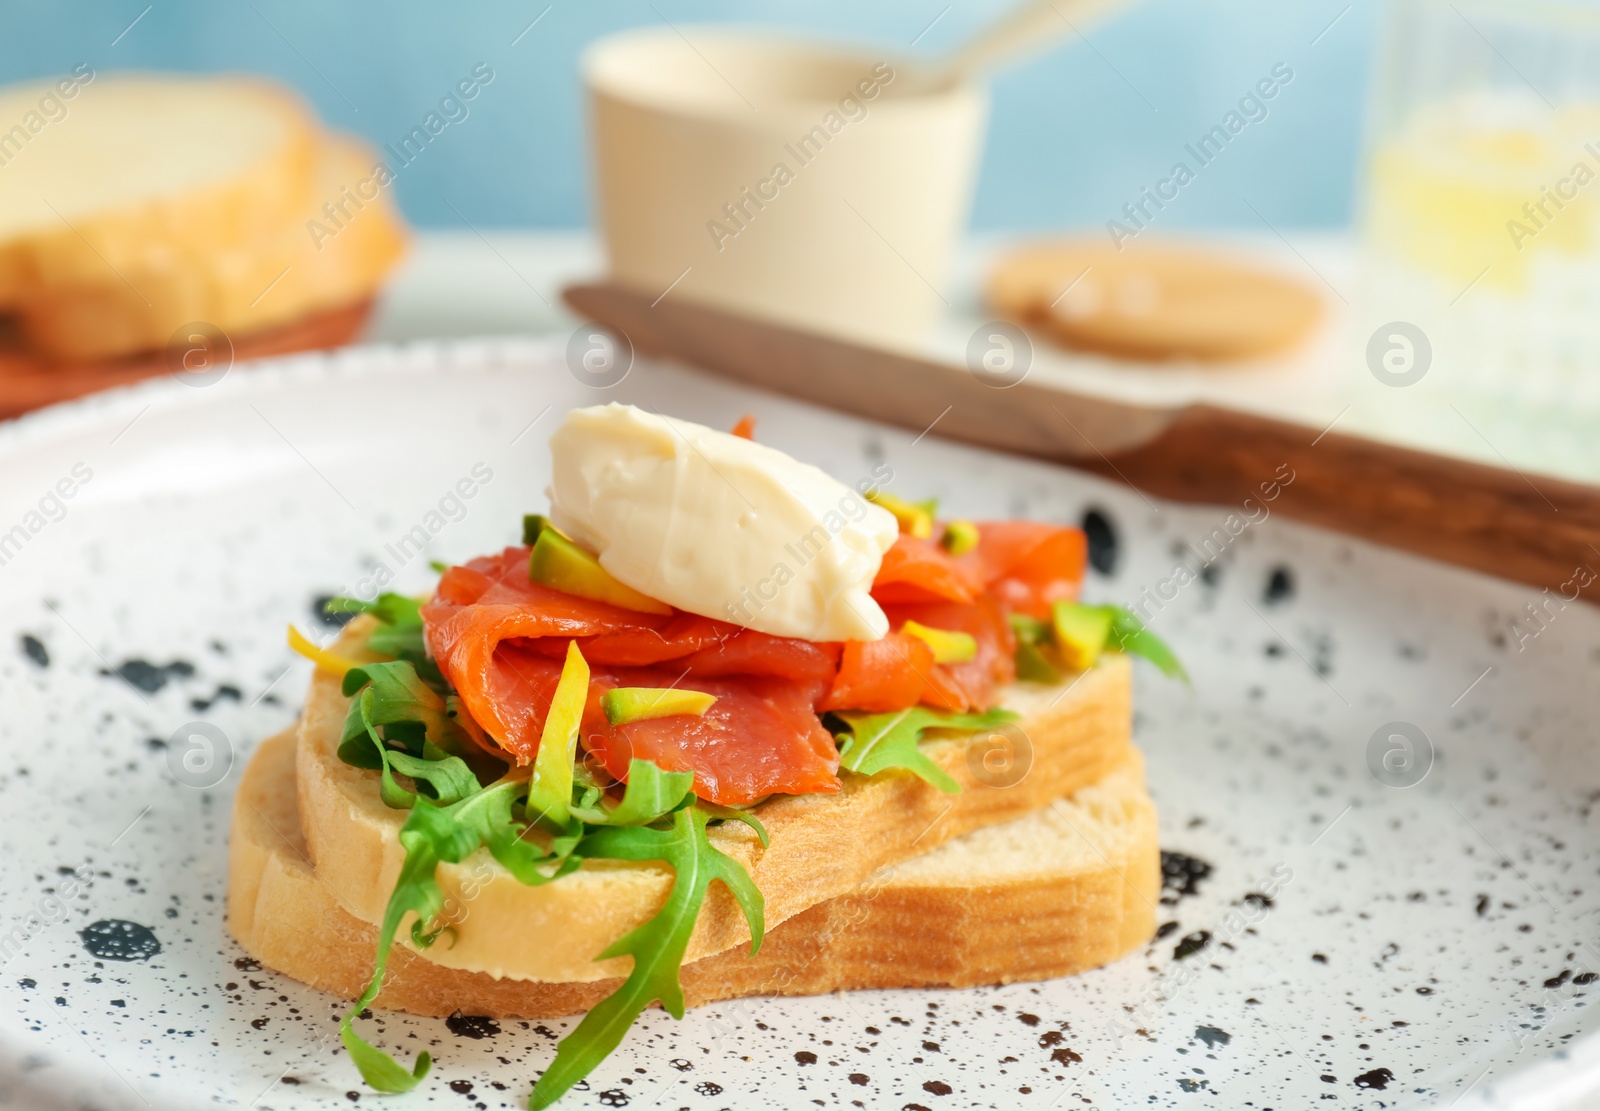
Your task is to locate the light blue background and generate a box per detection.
[0,0,1378,232]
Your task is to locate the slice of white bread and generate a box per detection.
[294,618,1132,982]
[0,74,318,303]
[230,727,1158,1017]
[15,133,407,361]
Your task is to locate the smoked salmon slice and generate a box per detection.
[422,547,842,805]
[419,516,1084,803]
[965,521,1086,619]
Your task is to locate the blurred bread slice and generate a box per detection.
[16,134,407,361]
[228,728,1158,1018]
[989,239,1322,362]
[0,74,319,303]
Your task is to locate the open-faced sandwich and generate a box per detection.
[228,403,1183,1107]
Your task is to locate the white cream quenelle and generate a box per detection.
[547,404,898,642]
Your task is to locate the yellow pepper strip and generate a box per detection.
[601,687,718,727]
[866,490,934,539]
[940,519,980,556]
[901,620,978,664]
[525,640,590,825]
[287,625,363,677]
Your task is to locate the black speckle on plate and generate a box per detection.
[794,1050,817,1065]
[1160,851,1213,904]
[1174,931,1212,960]
[107,659,195,694]
[446,1012,501,1039]
[314,594,358,628]
[189,684,242,712]
[1081,508,1118,575]
[1263,566,1294,605]
[1155,921,1179,939]
[922,1079,953,1095]
[1545,970,1572,990]
[693,1081,723,1096]
[849,1073,869,1086]
[79,919,160,961]
[1354,1067,1394,1091]
[1195,1025,1231,1048]
[19,634,48,668]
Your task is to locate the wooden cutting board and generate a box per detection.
[564,280,1600,604]
[0,299,374,422]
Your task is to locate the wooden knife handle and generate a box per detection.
[1098,405,1600,601]
[563,281,1600,602]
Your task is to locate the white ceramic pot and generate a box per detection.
[584,27,988,347]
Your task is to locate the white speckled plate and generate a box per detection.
[1,340,1598,1111]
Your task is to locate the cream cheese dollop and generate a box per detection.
[547,403,898,641]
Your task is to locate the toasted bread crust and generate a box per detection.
[294,619,1134,982]
[230,729,1158,1017]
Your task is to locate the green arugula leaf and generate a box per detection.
[528,807,764,1109]
[337,662,502,805]
[1108,608,1189,683]
[834,707,1019,794]
[324,592,423,627]
[349,690,421,808]
[698,802,771,848]
[340,773,576,1091]
[568,758,695,828]
[325,593,436,676]
[386,742,480,807]
[339,663,449,748]
[571,761,607,812]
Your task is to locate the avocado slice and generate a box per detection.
[528,529,673,614]
[866,490,934,539]
[1051,601,1115,671]
[940,519,980,555]
[1013,639,1060,683]
[602,687,717,726]
[901,619,977,663]
[522,513,561,545]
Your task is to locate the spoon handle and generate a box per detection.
[936,0,1137,86]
